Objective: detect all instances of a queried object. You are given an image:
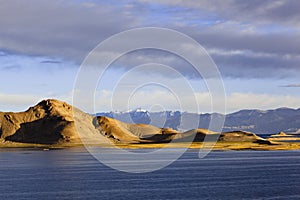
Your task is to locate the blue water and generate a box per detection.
[1,148,300,200]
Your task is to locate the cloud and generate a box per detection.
[0,93,46,111]
[0,0,299,79]
[40,60,62,64]
[135,0,300,78]
[226,92,300,112]
[0,91,73,112]
[138,0,300,26]
[0,65,21,71]
[0,0,139,61]
[280,84,300,88]
[1,89,300,114]
[210,50,300,78]
[92,89,300,114]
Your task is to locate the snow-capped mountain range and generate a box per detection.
[96,107,300,134]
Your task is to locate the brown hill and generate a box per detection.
[96,116,179,143]
[270,131,293,137]
[219,131,262,142]
[0,99,108,145]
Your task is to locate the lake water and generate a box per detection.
[1,148,300,200]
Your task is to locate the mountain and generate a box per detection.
[224,108,300,134]
[0,99,108,145]
[0,99,267,146]
[97,108,300,134]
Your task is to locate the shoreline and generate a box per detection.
[1,141,300,151]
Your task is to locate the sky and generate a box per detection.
[0,0,299,113]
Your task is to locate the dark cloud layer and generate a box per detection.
[0,0,139,61]
[0,0,299,79]
[140,0,300,26]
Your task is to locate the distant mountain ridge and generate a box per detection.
[97,107,300,134]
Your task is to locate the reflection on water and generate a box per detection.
[1,148,300,200]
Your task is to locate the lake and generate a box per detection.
[1,148,300,200]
